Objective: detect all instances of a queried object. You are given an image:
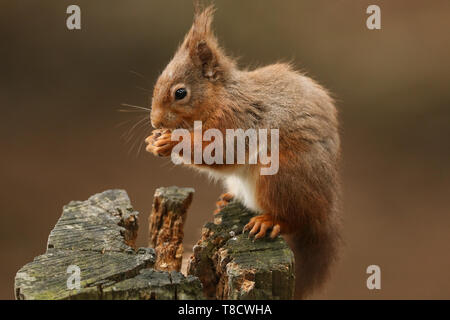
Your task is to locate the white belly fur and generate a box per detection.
[195,166,261,213]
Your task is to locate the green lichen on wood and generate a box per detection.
[14,190,203,300]
[15,248,155,300]
[187,200,295,300]
[102,269,203,300]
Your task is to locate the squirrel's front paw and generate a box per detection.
[243,214,282,239]
[145,129,175,157]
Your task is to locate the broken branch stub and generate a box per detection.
[149,186,194,272]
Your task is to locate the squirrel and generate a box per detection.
[145,4,341,299]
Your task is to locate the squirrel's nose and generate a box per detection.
[150,110,163,129]
[151,119,161,129]
[150,115,160,129]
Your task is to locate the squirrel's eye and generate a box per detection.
[174,88,187,100]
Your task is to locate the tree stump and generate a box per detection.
[14,190,203,300]
[187,200,295,300]
[14,188,295,300]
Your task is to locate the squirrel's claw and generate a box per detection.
[244,214,281,239]
[254,223,271,239]
[145,130,174,157]
[249,221,262,237]
[270,224,281,239]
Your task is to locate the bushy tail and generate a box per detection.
[287,221,341,299]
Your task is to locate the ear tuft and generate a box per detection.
[183,4,225,80]
[184,4,215,50]
[192,3,216,38]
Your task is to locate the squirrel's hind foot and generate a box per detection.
[243,214,282,239]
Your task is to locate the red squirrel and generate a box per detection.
[145,5,341,299]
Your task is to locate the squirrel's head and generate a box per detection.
[150,5,235,130]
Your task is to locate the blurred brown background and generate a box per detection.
[1,0,449,299]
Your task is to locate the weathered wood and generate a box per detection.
[149,186,194,272]
[15,188,295,300]
[14,190,203,300]
[187,200,295,300]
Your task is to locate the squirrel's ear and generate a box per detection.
[193,40,220,80]
[184,5,223,81]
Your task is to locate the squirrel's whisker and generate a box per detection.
[117,109,149,113]
[128,123,150,156]
[129,70,151,86]
[135,126,152,157]
[122,116,149,143]
[136,86,152,94]
[115,118,134,128]
[120,103,151,112]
